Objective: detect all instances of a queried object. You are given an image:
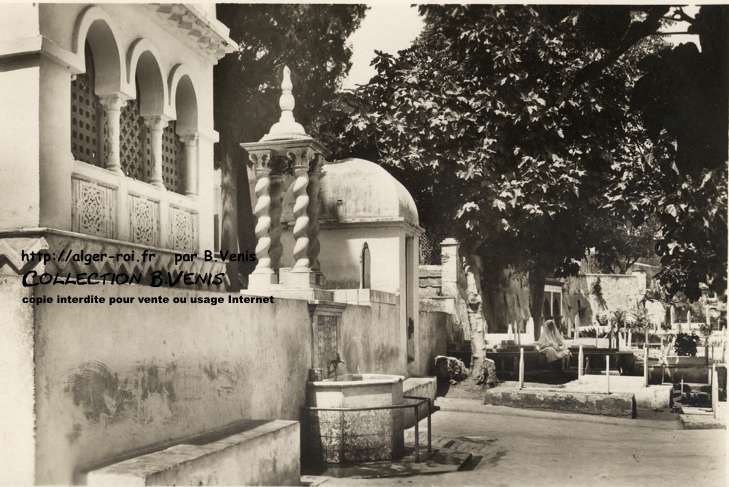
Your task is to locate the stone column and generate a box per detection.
[180,134,199,196]
[248,150,276,288]
[99,93,127,174]
[290,149,311,271]
[143,115,167,189]
[269,173,285,273]
[307,153,323,275]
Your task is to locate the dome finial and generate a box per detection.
[260,65,308,141]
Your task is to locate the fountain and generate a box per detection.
[305,373,407,464]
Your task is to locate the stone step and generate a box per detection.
[484,385,635,417]
[85,420,300,486]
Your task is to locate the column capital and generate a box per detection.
[179,133,199,146]
[286,146,323,172]
[248,149,274,177]
[98,93,129,111]
[142,114,170,130]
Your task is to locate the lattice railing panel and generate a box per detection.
[71,176,115,238]
[169,206,198,252]
[129,194,160,247]
[162,122,185,193]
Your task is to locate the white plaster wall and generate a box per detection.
[0,59,40,230]
[414,310,449,376]
[0,277,36,485]
[31,285,311,484]
[0,4,42,230]
[340,300,407,376]
[281,225,403,292]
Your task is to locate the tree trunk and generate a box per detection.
[236,148,258,285]
[528,265,547,340]
[218,141,257,291]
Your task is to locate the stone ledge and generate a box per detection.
[85,420,300,486]
[484,387,635,417]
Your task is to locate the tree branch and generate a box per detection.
[558,7,669,105]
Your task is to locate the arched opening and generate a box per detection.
[165,74,198,194]
[121,51,165,183]
[360,242,371,289]
[70,17,123,168]
[71,43,104,166]
[174,75,198,135]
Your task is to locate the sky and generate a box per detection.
[341,4,700,91]
[342,3,424,90]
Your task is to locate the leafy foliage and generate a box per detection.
[674,333,700,357]
[321,6,663,301]
[320,5,727,303]
[215,4,368,148]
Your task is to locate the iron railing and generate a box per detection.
[306,395,433,462]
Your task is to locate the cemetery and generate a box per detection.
[0,3,725,487]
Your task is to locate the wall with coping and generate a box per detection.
[26,284,311,484]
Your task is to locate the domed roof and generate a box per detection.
[282,157,419,227]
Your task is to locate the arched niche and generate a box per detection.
[169,66,199,136]
[72,6,125,96]
[126,39,168,118]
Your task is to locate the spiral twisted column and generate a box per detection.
[268,173,285,272]
[290,149,311,271]
[307,153,323,274]
[248,150,276,287]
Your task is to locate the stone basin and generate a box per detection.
[305,373,405,465]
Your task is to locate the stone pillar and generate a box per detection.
[307,153,324,276]
[240,66,329,290]
[99,93,127,174]
[143,115,167,189]
[440,238,460,298]
[248,150,276,288]
[180,134,199,196]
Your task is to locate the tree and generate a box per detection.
[320,5,667,337]
[611,7,728,300]
[214,4,367,287]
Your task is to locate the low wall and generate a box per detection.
[28,284,311,484]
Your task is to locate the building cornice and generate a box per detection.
[144,4,238,63]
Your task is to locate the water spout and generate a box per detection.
[327,353,346,380]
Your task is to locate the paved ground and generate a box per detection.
[310,397,727,487]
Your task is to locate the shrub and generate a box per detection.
[673,333,700,357]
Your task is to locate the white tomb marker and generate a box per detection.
[518,347,525,389]
[578,345,584,381]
